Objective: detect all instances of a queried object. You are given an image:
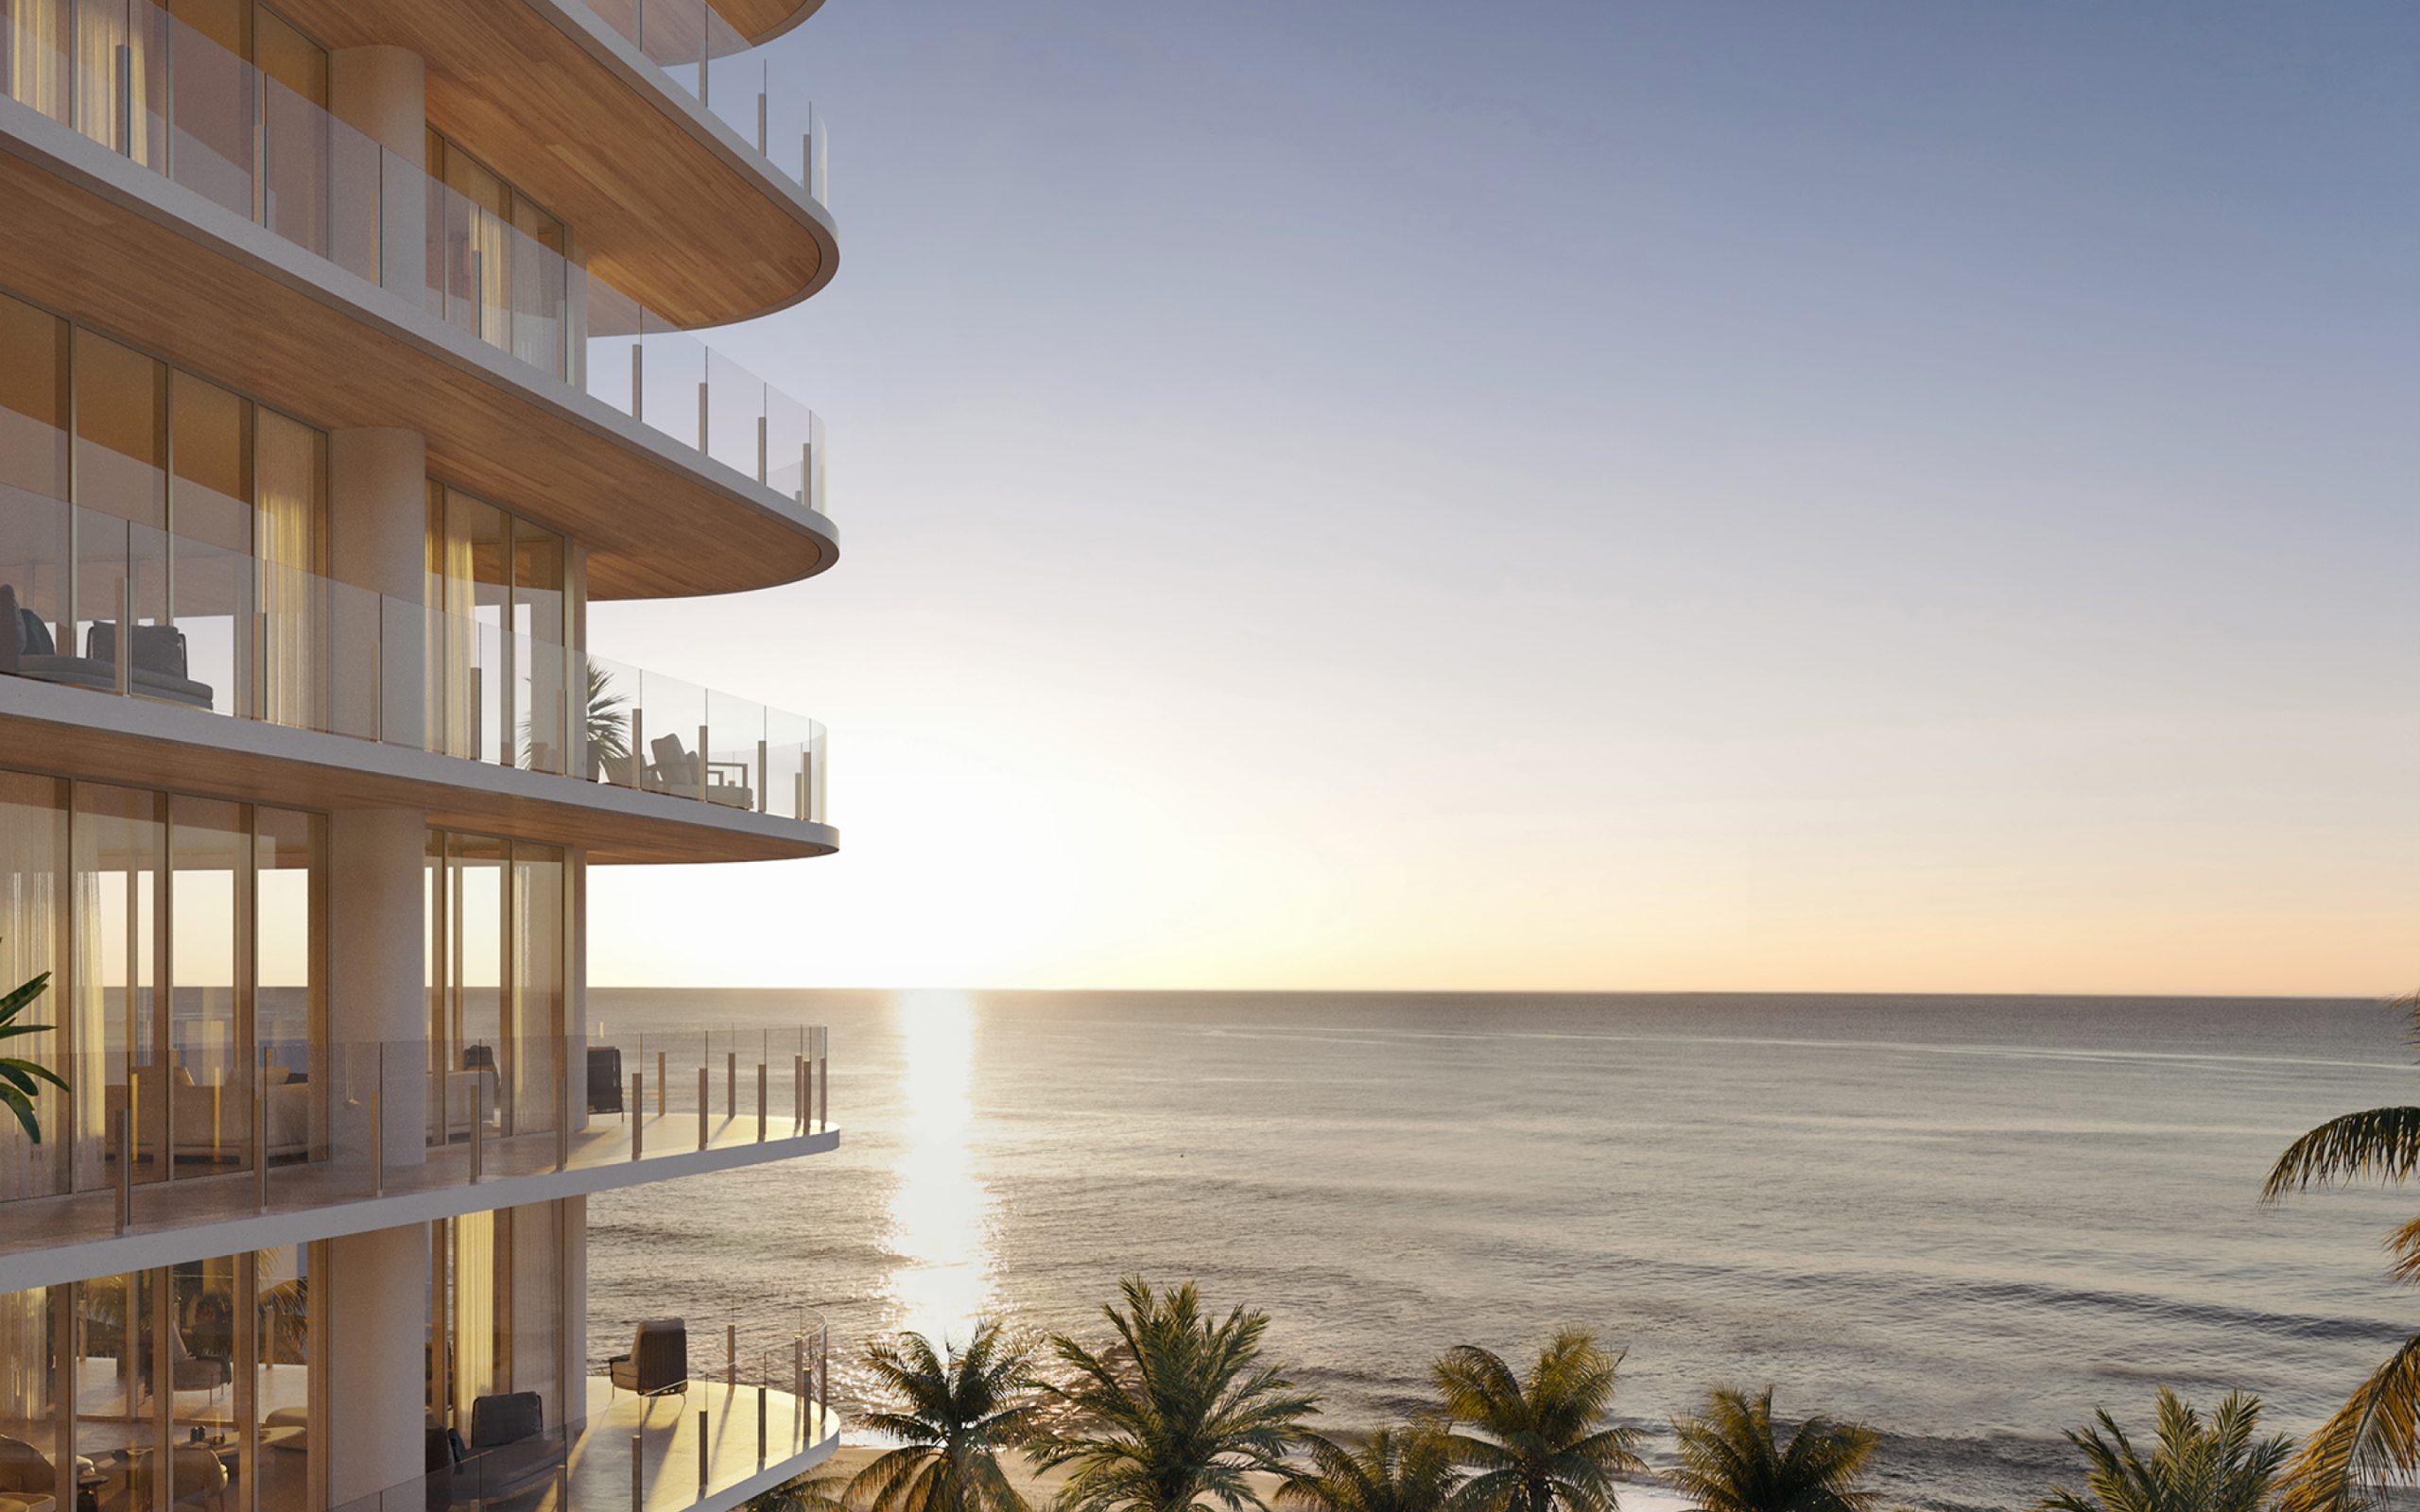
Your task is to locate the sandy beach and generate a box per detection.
[806,1445,1694,1512]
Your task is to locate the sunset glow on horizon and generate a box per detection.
[587,1,2415,998]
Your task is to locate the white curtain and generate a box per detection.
[254,408,322,730]
[3,0,67,122]
[505,1203,562,1425]
[451,1210,494,1426]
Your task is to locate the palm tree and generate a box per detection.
[755,1469,856,1512]
[841,1320,1043,1512]
[1666,1387,1877,1512]
[2263,988,2420,1512]
[2036,1388,2289,1512]
[1430,1332,1644,1512]
[1031,1277,1319,1512]
[1279,1426,1460,1512]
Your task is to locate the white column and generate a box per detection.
[562,1194,588,1417]
[329,45,427,301]
[329,426,427,748]
[328,807,425,1166]
[325,1223,431,1503]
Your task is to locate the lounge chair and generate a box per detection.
[644,734,753,809]
[607,1317,687,1399]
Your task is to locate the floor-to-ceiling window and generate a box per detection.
[0,0,334,256]
[427,830,565,1149]
[0,770,68,1203]
[425,130,571,380]
[424,482,569,773]
[0,1242,316,1512]
[431,1200,565,1447]
[0,770,327,1207]
[0,289,330,726]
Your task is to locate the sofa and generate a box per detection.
[0,1434,70,1512]
[104,1066,312,1163]
[91,1444,226,1512]
[0,584,214,710]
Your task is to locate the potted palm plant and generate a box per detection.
[0,963,66,1143]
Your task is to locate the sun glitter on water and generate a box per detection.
[877,989,997,1345]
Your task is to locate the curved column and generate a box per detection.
[330,44,428,302]
[322,420,433,1504]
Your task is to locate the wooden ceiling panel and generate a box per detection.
[265,0,837,326]
[0,131,838,599]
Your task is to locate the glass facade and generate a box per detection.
[0,290,330,726]
[424,129,572,380]
[0,0,332,248]
[0,766,324,1206]
[426,831,568,1145]
[424,482,570,770]
[0,1242,316,1512]
[430,1201,565,1443]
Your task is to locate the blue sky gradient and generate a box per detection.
[589,1,2418,992]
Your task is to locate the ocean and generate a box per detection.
[585,989,2418,1512]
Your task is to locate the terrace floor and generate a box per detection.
[0,1106,832,1282]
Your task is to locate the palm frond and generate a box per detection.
[2282,1340,2420,1512]
[0,971,50,1020]
[1037,1278,1317,1512]
[1669,1386,1876,1512]
[2042,1387,2290,1512]
[2265,1108,2420,1198]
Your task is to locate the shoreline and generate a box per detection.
[812,1446,1698,1512]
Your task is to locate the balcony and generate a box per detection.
[574,0,831,204]
[0,1025,834,1288]
[0,0,833,507]
[0,483,831,845]
[336,1314,840,1512]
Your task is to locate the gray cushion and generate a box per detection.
[469,1391,543,1449]
[85,621,188,679]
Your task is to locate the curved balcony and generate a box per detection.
[579,0,835,59]
[0,0,834,542]
[573,0,832,204]
[230,0,837,323]
[0,484,835,857]
[335,1309,840,1512]
[0,1025,834,1289]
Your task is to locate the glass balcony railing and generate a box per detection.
[0,481,832,825]
[578,0,832,202]
[0,0,832,515]
[333,1302,838,1512]
[0,1023,833,1262]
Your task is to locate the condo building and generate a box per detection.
[0,0,844,1507]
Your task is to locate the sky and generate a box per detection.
[586,1,2419,996]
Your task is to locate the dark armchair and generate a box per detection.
[445,1393,564,1509]
[587,1046,624,1116]
[607,1317,687,1400]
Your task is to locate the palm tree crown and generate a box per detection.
[2263,988,2420,1512]
[843,1319,1044,1512]
[1431,1332,1644,1512]
[1666,1387,1877,1512]
[1280,1426,1461,1512]
[2036,1388,2289,1512]
[1031,1277,1320,1512]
